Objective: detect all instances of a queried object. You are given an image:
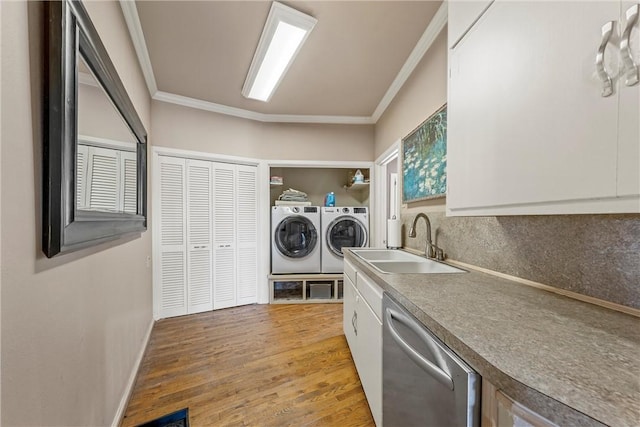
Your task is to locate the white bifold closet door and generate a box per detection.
[212,163,236,309]
[158,156,189,318]
[235,165,258,306]
[212,163,258,309]
[157,155,257,319]
[158,157,213,317]
[186,160,214,314]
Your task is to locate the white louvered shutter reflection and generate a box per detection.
[213,163,236,309]
[158,156,187,318]
[86,147,119,211]
[122,152,137,214]
[236,165,258,304]
[76,144,89,210]
[186,160,213,314]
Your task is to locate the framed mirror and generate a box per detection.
[43,0,147,257]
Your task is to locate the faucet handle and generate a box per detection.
[434,246,445,261]
[426,244,436,259]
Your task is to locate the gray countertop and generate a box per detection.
[344,249,640,427]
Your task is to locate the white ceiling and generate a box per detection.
[123,1,446,124]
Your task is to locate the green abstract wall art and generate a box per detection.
[402,104,447,203]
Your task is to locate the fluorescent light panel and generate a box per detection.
[242,2,317,102]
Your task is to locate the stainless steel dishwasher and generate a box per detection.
[383,294,480,426]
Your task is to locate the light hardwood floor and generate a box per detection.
[121,304,375,427]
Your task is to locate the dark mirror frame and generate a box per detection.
[43,0,147,258]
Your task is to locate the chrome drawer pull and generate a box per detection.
[596,21,615,97]
[621,4,639,87]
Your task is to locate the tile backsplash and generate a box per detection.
[400,212,640,310]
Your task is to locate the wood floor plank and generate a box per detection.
[121,304,375,427]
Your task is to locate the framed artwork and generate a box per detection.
[401,104,447,203]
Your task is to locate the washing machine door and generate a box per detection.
[274,215,318,258]
[326,217,367,257]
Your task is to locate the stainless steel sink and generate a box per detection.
[369,260,464,274]
[351,249,466,274]
[351,249,424,262]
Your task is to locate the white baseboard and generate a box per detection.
[111,318,155,427]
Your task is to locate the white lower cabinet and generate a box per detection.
[482,379,557,427]
[343,260,382,426]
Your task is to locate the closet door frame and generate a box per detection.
[152,147,264,320]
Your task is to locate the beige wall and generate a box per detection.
[374,28,448,214]
[152,101,374,161]
[79,81,138,144]
[1,2,152,426]
[374,30,448,160]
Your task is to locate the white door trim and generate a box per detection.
[372,141,400,248]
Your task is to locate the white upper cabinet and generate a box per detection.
[448,0,493,48]
[447,1,640,215]
[618,1,640,197]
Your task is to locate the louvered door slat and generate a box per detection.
[187,162,211,245]
[87,147,119,212]
[237,247,257,301]
[161,251,186,309]
[122,153,137,214]
[76,145,89,210]
[187,160,212,314]
[213,247,235,309]
[213,165,235,244]
[236,167,258,244]
[160,162,185,246]
[188,249,212,312]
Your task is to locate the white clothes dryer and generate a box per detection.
[271,206,321,274]
[321,207,369,273]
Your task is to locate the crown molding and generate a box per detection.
[153,91,374,125]
[120,0,158,95]
[370,2,448,122]
[121,0,446,125]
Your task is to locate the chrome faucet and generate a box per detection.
[408,213,443,260]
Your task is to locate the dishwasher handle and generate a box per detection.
[385,307,454,390]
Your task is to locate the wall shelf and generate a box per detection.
[343,181,370,191]
[269,274,343,304]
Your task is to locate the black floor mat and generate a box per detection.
[137,408,189,427]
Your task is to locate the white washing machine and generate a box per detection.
[321,207,369,273]
[271,206,321,274]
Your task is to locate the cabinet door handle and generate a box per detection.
[621,4,639,87]
[596,21,616,97]
[352,311,358,336]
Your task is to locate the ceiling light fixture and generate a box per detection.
[242,2,317,102]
